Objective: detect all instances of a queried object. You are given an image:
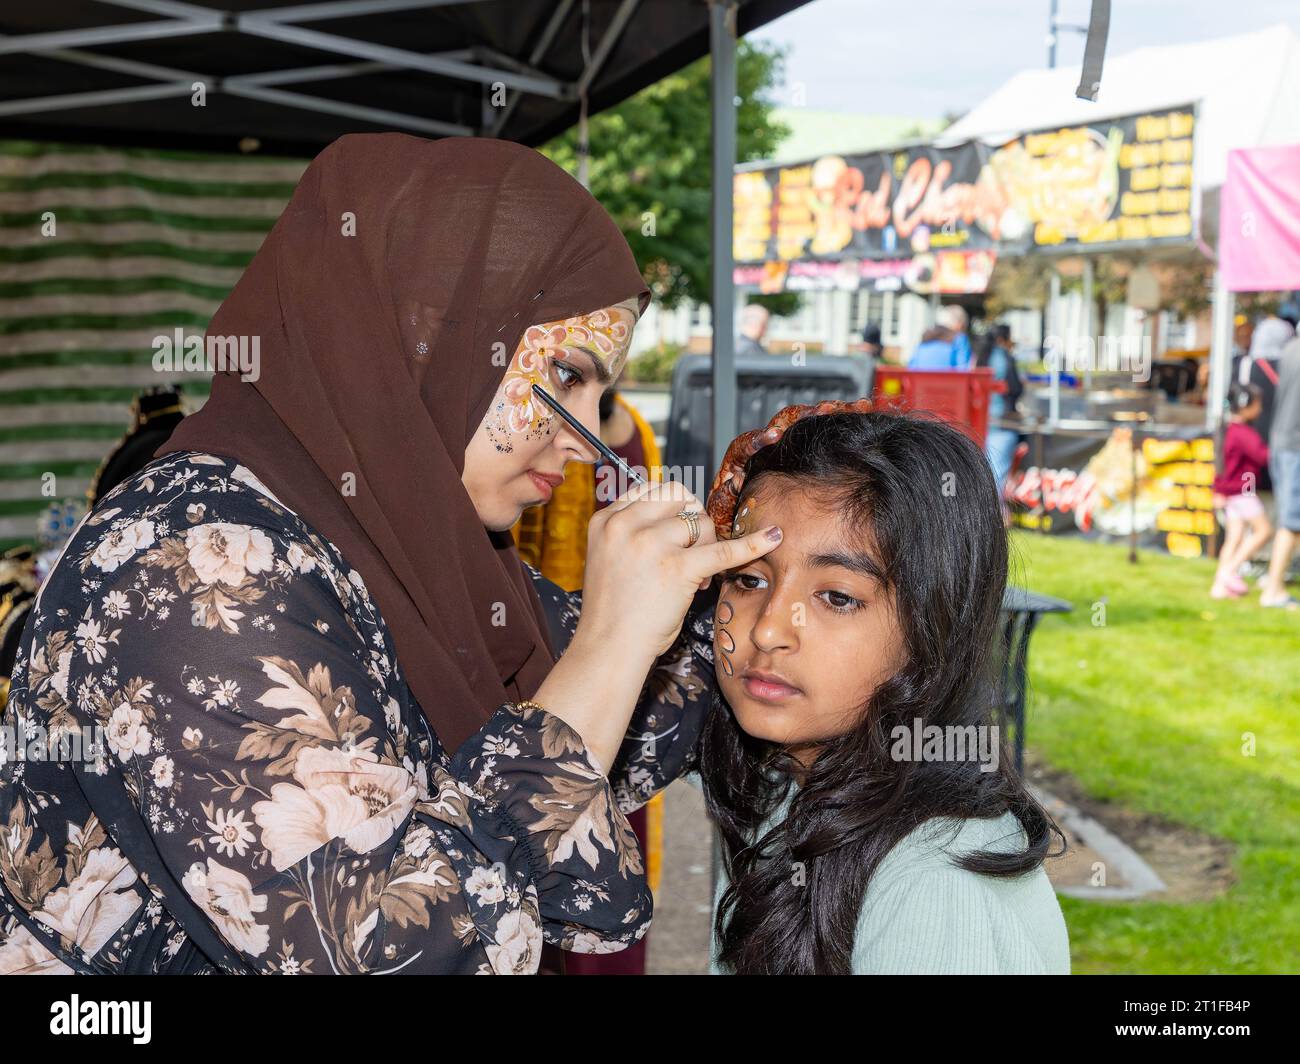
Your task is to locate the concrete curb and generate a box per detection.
[1029,783,1167,901]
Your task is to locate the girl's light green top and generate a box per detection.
[698,778,1071,975]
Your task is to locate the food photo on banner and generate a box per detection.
[1007,428,1218,556]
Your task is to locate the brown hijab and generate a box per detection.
[157,132,651,754]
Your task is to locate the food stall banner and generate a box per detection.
[734,106,1195,293]
[732,250,996,296]
[1219,145,1300,293]
[1007,428,1217,557]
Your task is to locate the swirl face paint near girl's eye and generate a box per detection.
[715,597,736,676]
[716,497,759,676]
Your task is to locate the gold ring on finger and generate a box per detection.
[676,508,701,547]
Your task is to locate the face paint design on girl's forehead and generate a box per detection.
[731,501,754,539]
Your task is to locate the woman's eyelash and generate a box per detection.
[727,572,864,615]
[551,358,584,389]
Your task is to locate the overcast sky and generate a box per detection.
[750,0,1299,118]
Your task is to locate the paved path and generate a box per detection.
[646,779,713,975]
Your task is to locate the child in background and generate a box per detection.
[1212,383,1272,599]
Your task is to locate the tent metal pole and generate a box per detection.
[575,0,641,186]
[709,0,738,479]
[0,18,220,55]
[0,42,471,135]
[239,18,570,98]
[97,0,494,24]
[486,0,576,137]
[707,0,738,940]
[1206,269,1234,432]
[1049,269,1062,425]
[576,0,641,99]
[0,83,195,118]
[1082,255,1094,391]
[225,83,471,137]
[247,0,492,20]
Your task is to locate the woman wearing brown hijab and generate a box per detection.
[0,134,780,974]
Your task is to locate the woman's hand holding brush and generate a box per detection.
[528,478,782,772]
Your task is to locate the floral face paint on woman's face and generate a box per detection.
[483,303,636,452]
[463,300,639,530]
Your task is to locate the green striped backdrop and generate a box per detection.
[0,139,308,551]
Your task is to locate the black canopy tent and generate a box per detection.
[0,0,812,469]
[0,0,804,155]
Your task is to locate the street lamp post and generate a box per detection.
[1047,0,1091,68]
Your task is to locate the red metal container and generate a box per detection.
[871,366,1005,446]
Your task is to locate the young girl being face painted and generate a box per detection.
[715,476,906,769]
[462,298,638,529]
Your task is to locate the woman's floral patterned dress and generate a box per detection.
[0,451,716,974]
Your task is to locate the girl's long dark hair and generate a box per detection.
[699,410,1064,975]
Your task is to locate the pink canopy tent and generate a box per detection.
[1219,145,1300,293]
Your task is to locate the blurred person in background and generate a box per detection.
[1229,313,1254,374]
[908,304,970,370]
[1237,303,1298,445]
[1210,383,1271,599]
[946,305,972,368]
[736,302,771,357]
[1260,330,1300,609]
[862,321,884,361]
[975,324,1023,523]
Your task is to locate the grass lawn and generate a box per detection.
[1009,530,1300,974]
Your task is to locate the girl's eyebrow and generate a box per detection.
[805,549,885,582]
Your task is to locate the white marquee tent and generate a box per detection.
[938,24,1300,428]
[940,23,1300,203]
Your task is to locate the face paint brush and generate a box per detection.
[531,383,648,488]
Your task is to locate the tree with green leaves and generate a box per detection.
[540,40,792,314]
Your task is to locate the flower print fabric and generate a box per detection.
[0,451,718,974]
[526,565,718,815]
